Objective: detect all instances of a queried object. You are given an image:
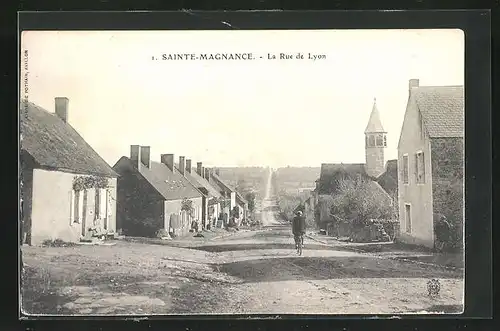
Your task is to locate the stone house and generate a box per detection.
[20,98,118,245]
[113,147,203,237]
[397,79,464,248]
[183,160,223,229]
[206,168,237,227]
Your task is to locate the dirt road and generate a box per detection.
[22,222,463,316]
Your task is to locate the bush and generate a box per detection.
[277,193,304,222]
[330,177,397,227]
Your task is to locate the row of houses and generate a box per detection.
[20,98,248,246]
[306,78,464,249]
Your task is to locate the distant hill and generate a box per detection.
[216,167,269,197]
[275,166,320,183]
[274,167,320,194]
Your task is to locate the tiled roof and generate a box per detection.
[318,163,369,194]
[376,159,398,197]
[364,99,385,133]
[210,173,236,192]
[413,86,464,138]
[138,161,202,200]
[186,170,222,199]
[20,101,117,177]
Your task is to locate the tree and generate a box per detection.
[277,193,302,222]
[245,192,256,212]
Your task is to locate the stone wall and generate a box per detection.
[116,169,164,237]
[430,138,464,250]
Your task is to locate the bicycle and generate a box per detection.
[294,234,304,256]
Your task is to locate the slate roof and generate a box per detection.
[364,99,386,133]
[210,173,236,193]
[116,158,202,200]
[235,191,248,205]
[318,163,369,194]
[181,171,208,198]
[186,169,223,199]
[20,100,117,177]
[413,86,464,138]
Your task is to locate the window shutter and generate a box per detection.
[100,188,106,220]
[95,189,100,218]
[78,190,84,221]
[107,190,113,217]
[70,190,74,225]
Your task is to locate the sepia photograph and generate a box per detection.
[19,28,465,316]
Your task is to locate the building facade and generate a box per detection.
[397,79,464,248]
[20,98,118,245]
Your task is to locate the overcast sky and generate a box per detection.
[20,29,464,168]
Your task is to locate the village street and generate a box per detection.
[22,203,464,315]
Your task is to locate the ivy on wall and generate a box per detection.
[73,175,109,191]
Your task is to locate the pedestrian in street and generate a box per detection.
[292,210,306,250]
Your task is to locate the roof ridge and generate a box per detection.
[22,101,117,177]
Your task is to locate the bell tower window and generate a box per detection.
[368,135,375,147]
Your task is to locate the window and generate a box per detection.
[71,190,85,224]
[368,135,375,147]
[405,204,412,233]
[415,151,425,184]
[376,134,383,147]
[402,154,409,184]
[383,135,387,147]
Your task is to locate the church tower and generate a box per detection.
[364,98,387,178]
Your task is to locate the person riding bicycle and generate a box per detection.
[292,210,306,250]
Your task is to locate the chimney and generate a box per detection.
[140,146,151,168]
[204,168,210,180]
[130,145,141,169]
[161,154,174,172]
[409,79,420,94]
[197,162,203,176]
[215,168,220,176]
[55,97,69,123]
[186,159,192,173]
[179,156,186,176]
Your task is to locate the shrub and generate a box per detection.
[330,177,397,228]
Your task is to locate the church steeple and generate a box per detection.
[364,97,387,178]
[364,98,386,133]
